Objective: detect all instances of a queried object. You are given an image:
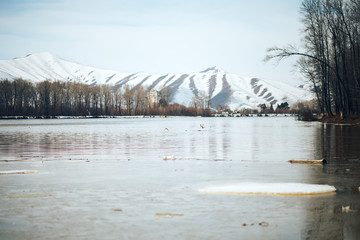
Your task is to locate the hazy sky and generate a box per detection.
[0,0,305,84]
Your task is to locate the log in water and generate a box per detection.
[289,159,327,165]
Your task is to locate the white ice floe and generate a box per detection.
[0,170,38,175]
[199,182,336,196]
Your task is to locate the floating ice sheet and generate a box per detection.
[0,170,38,175]
[199,182,336,196]
[8,193,51,198]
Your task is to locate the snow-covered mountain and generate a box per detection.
[0,52,314,110]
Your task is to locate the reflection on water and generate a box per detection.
[303,124,360,240]
[320,124,360,192]
[0,117,359,239]
[0,117,323,163]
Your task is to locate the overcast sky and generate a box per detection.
[0,0,305,84]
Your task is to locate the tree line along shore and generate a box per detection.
[0,78,213,117]
[0,77,359,124]
[0,78,310,118]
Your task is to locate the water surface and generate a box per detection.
[0,117,359,239]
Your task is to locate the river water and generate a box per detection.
[0,117,359,239]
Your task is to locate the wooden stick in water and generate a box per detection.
[289,159,327,165]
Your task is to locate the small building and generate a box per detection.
[221,111,229,117]
[148,90,162,106]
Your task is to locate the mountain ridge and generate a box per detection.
[0,52,314,110]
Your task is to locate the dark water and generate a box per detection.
[0,117,359,239]
[304,123,360,239]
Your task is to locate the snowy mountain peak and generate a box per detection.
[201,66,225,74]
[0,52,315,110]
[14,52,55,60]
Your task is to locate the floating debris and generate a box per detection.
[155,213,184,218]
[163,156,190,161]
[259,221,269,227]
[0,170,38,175]
[242,222,268,227]
[8,193,51,198]
[213,159,228,162]
[342,206,353,213]
[163,156,228,162]
[111,208,122,212]
[289,159,327,165]
[199,182,336,196]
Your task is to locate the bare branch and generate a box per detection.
[264,45,337,75]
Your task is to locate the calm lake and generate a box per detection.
[0,117,359,239]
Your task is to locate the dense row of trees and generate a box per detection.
[246,101,316,115]
[266,0,360,117]
[0,78,211,117]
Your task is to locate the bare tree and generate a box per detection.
[0,79,14,115]
[160,86,171,105]
[37,80,52,116]
[134,85,147,115]
[265,0,360,117]
[91,85,101,116]
[123,85,134,115]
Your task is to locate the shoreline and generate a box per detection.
[1,114,359,124]
[0,115,175,120]
[0,114,294,120]
[320,115,360,125]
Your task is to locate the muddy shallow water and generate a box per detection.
[0,117,359,239]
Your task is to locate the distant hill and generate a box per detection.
[0,52,314,110]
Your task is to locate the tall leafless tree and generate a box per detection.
[266,0,360,117]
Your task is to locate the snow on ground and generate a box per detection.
[199,182,336,196]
